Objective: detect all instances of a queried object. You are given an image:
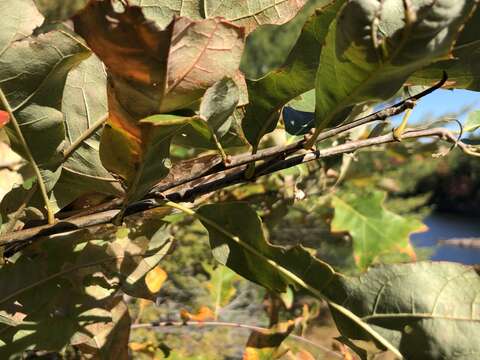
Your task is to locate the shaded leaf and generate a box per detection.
[314,0,477,131]
[130,0,307,34]
[0,215,172,356]
[465,110,480,132]
[5,105,64,190]
[196,202,403,357]
[197,202,336,294]
[34,0,90,22]
[283,106,315,136]
[200,77,240,138]
[331,191,425,269]
[242,0,343,149]
[72,297,130,360]
[58,54,124,203]
[243,320,295,360]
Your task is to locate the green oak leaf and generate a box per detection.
[408,8,480,90]
[331,191,425,269]
[198,202,480,358]
[200,77,240,139]
[50,54,125,210]
[325,262,480,359]
[0,2,90,194]
[203,264,240,318]
[242,0,343,150]
[314,0,477,131]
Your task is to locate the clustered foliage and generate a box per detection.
[0,0,480,358]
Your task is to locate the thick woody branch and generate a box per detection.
[0,126,470,246]
[149,71,448,195]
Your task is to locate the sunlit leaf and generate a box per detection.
[314,0,477,131]
[409,8,480,90]
[203,264,240,318]
[331,191,426,269]
[145,265,168,294]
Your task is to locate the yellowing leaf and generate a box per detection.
[145,266,168,294]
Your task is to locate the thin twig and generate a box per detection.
[63,114,108,160]
[0,126,469,246]
[0,87,55,224]
[131,320,343,358]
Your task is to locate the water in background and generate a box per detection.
[411,213,480,264]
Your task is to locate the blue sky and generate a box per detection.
[390,89,480,125]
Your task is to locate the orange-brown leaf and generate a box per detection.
[145,266,168,293]
[180,306,215,322]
